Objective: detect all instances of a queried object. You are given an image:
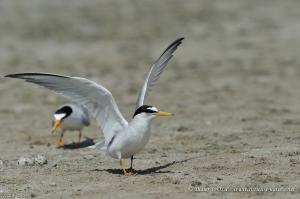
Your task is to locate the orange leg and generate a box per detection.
[120,160,132,176]
[55,130,65,145]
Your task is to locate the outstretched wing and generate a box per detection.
[136,37,184,110]
[5,73,128,144]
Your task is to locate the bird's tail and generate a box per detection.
[87,139,107,150]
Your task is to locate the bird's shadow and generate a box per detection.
[93,156,201,175]
[58,137,95,149]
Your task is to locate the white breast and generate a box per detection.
[107,114,154,159]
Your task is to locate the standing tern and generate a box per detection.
[5,37,184,175]
[51,103,90,146]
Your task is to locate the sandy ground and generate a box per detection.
[0,0,300,198]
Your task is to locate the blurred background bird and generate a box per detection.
[51,103,90,146]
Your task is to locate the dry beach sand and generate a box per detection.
[0,0,300,198]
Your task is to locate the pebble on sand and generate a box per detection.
[83,154,95,160]
[18,157,35,166]
[49,182,57,187]
[34,155,47,165]
[18,155,47,166]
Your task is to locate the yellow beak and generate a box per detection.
[154,111,173,116]
[51,120,62,134]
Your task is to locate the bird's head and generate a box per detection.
[133,105,173,120]
[51,105,72,134]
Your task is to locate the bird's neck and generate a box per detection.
[129,116,153,129]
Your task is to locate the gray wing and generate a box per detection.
[5,73,128,144]
[71,103,90,126]
[136,37,184,110]
[80,105,91,126]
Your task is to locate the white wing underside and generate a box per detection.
[5,73,128,145]
[136,37,184,109]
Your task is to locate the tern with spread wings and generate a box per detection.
[5,37,184,175]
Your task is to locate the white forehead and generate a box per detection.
[54,113,66,120]
[147,106,158,112]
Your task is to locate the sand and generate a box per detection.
[0,0,299,198]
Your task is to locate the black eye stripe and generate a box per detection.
[133,105,157,118]
[145,109,156,113]
[55,106,72,119]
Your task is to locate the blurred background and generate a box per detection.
[1,0,300,135]
[0,0,300,198]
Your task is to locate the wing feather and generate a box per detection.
[136,37,184,109]
[5,73,128,144]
